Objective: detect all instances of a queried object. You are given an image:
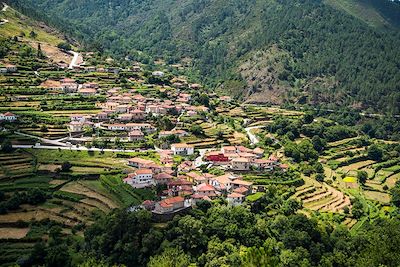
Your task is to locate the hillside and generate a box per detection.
[0,2,76,65]
[7,0,400,113]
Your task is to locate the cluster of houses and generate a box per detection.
[62,81,211,146]
[205,145,287,171]
[124,153,256,215]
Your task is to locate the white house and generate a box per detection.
[171,143,194,156]
[152,71,165,77]
[227,193,245,206]
[68,122,84,132]
[0,112,17,122]
[124,169,154,188]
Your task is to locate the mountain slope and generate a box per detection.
[9,0,400,113]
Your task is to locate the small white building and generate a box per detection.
[171,143,194,156]
[152,71,165,77]
[68,122,84,132]
[0,112,17,122]
[227,193,245,206]
[124,169,154,188]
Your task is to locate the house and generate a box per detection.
[154,172,174,185]
[237,152,257,162]
[252,159,274,170]
[154,196,185,214]
[118,113,133,121]
[126,123,156,133]
[231,179,253,191]
[68,122,84,132]
[227,193,245,206]
[128,130,144,141]
[142,200,155,211]
[0,64,17,73]
[195,183,218,198]
[124,169,154,188]
[82,82,99,89]
[233,186,250,196]
[253,147,265,158]
[209,174,232,192]
[171,143,194,156]
[205,151,229,164]
[0,112,17,122]
[127,157,154,168]
[221,146,237,154]
[78,88,97,96]
[107,124,127,131]
[152,71,165,77]
[61,82,78,93]
[131,109,145,121]
[115,105,129,113]
[231,158,250,171]
[96,112,108,121]
[5,64,17,73]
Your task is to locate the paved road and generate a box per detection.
[14,131,69,147]
[2,3,8,12]
[0,3,9,25]
[68,51,80,69]
[245,126,265,145]
[13,144,155,153]
[194,148,212,167]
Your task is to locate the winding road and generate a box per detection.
[245,125,265,145]
[68,51,80,69]
[0,3,9,25]
[12,144,154,153]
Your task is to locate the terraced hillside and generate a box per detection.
[294,178,352,214]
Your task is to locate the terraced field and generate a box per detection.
[0,152,35,180]
[294,179,351,213]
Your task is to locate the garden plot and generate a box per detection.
[341,160,375,173]
[60,181,119,210]
[0,228,30,239]
[0,210,77,227]
[295,179,351,213]
[364,190,390,203]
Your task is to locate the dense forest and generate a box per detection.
[16,195,400,267]
[7,0,400,114]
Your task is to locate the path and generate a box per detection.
[194,148,211,167]
[244,125,265,145]
[14,131,69,147]
[0,3,9,25]
[1,3,8,12]
[12,144,155,153]
[68,51,80,69]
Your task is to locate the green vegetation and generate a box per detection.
[10,0,400,113]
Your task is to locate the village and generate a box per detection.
[1,64,290,216]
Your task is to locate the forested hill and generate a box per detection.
[7,0,400,114]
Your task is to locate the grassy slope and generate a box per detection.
[325,0,394,28]
[0,6,64,45]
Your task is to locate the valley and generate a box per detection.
[0,1,400,267]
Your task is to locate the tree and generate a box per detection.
[357,171,368,185]
[148,248,190,267]
[303,113,314,124]
[1,139,13,153]
[29,31,37,38]
[61,161,72,172]
[190,125,204,136]
[45,243,71,267]
[367,144,383,161]
[57,42,72,51]
[311,135,326,153]
[315,173,325,182]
